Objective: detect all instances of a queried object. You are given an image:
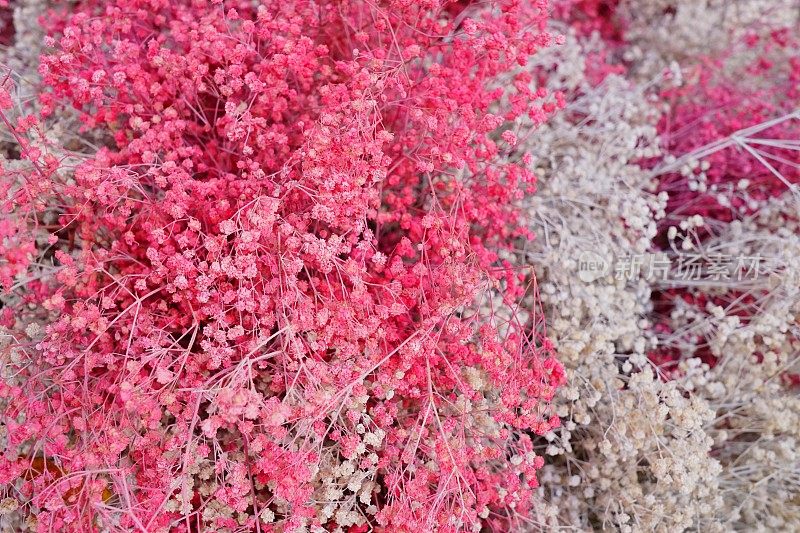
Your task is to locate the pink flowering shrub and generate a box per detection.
[1,1,564,531]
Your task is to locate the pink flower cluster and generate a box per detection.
[1,1,563,531]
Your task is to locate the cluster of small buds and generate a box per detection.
[650,194,800,529]
[513,31,723,531]
[511,7,800,530]
[2,0,798,531]
[0,1,565,531]
[619,0,800,80]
